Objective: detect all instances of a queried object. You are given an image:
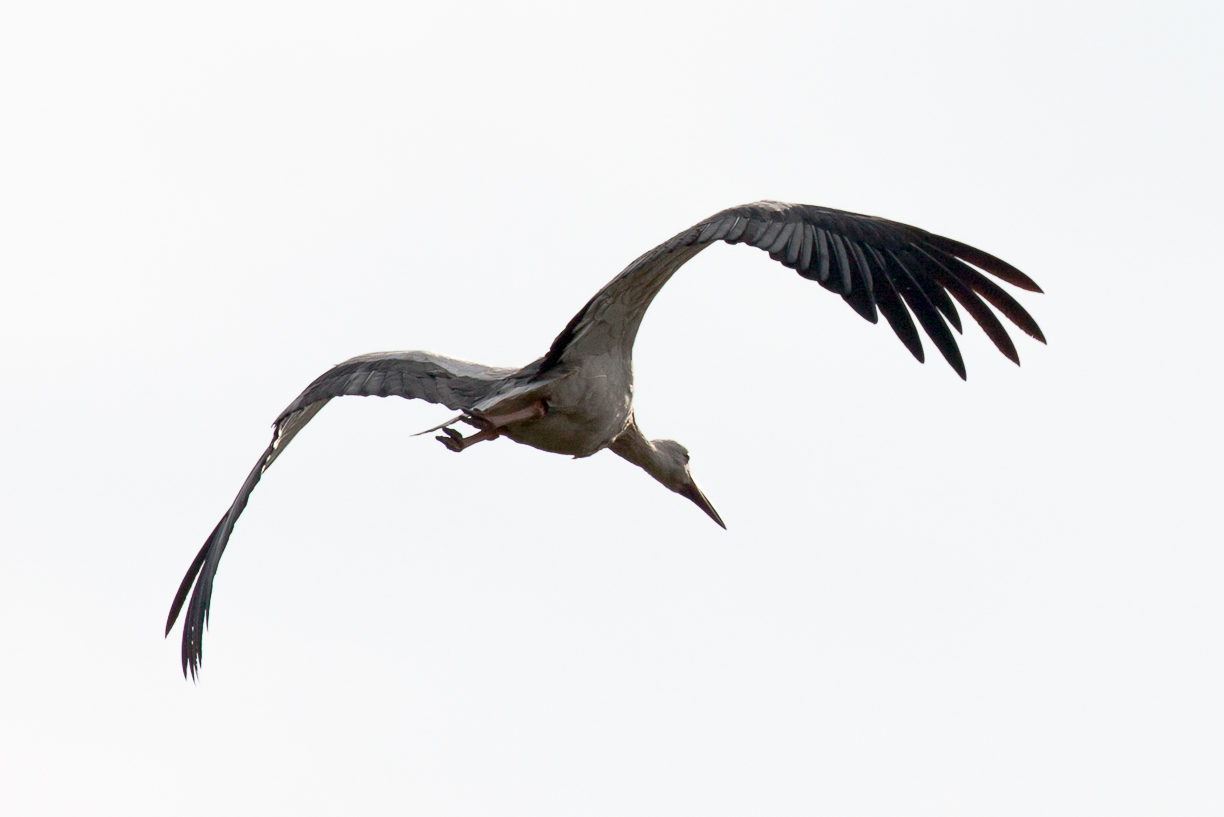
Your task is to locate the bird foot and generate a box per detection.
[436,425,500,452]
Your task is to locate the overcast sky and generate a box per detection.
[2,2,1222,814]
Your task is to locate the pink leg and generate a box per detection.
[464,401,547,429]
[437,400,546,452]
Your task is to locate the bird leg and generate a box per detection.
[462,401,548,430]
[435,400,547,453]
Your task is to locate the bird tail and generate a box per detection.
[411,414,465,436]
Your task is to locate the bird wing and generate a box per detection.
[540,201,1044,380]
[166,351,516,679]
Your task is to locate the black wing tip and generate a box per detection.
[941,255,1047,349]
[940,335,968,380]
[1001,274,1043,294]
[913,337,967,380]
[924,234,1044,293]
[168,517,227,680]
[175,616,203,680]
[164,599,180,637]
[185,652,199,681]
[180,616,205,680]
[727,208,1042,374]
[1006,271,1043,294]
[183,586,214,680]
[166,530,215,637]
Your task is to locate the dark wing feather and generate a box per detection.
[935,253,1045,343]
[923,233,1042,292]
[166,351,516,679]
[543,201,1044,379]
[881,250,966,378]
[872,266,925,363]
[900,247,1021,364]
[842,240,878,323]
[880,244,962,333]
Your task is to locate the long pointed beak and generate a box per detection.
[680,480,726,529]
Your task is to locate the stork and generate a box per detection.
[166,200,1045,678]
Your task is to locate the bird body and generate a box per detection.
[167,200,1046,678]
[497,357,633,457]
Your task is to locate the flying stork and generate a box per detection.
[166,200,1045,678]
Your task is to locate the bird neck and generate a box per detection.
[609,420,675,489]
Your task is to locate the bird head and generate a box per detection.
[652,439,726,529]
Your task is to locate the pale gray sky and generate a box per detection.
[2,1,1221,814]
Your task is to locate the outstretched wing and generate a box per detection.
[540,201,1044,380]
[166,351,516,679]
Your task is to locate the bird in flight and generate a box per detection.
[166,200,1045,678]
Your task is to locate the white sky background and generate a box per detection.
[1,1,1221,814]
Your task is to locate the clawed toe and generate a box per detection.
[435,425,500,452]
[436,431,463,452]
